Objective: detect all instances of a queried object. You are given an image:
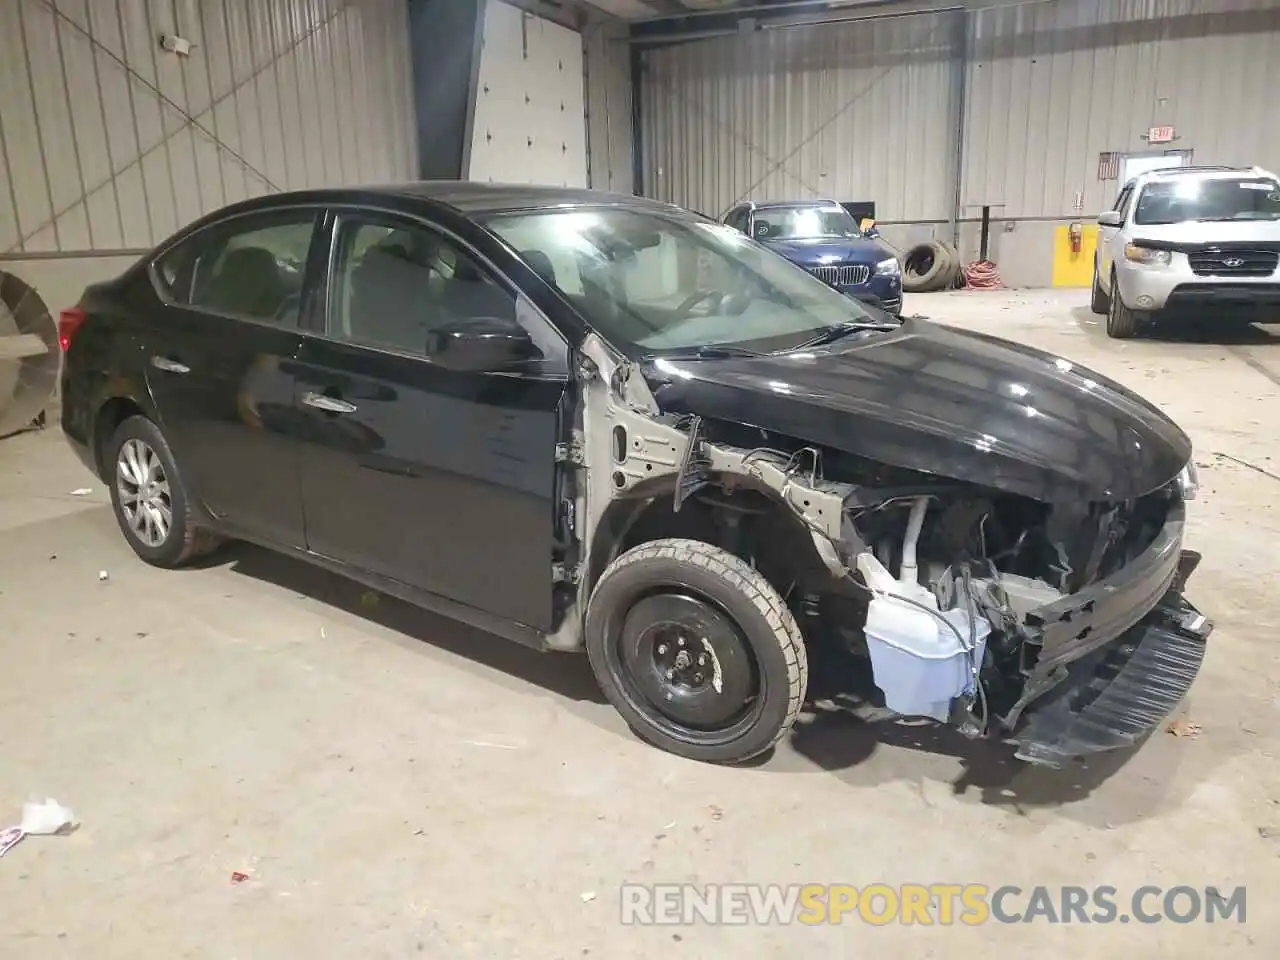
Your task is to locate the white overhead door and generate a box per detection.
[468,0,587,188]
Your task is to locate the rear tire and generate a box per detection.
[1090,266,1110,315]
[1105,271,1140,339]
[584,538,807,764]
[106,415,221,568]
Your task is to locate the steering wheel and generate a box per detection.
[672,289,727,321]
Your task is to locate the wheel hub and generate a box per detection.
[618,592,757,731]
[116,438,173,548]
[654,631,711,690]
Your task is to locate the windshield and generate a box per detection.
[1133,177,1280,224]
[751,204,861,241]
[484,208,879,355]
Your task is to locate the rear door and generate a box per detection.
[144,207,322,548]
[292,209,570,631]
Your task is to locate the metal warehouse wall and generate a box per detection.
[584,18,634,195]
[638,14,955,221]
[636,0,1280,286]
[962,0,1280,285]
[0,0,415,312]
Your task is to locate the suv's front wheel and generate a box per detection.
[584,539,807,764]
[1105,269,1142,339]
[1090,264,1110,315]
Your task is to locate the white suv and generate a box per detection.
[1092,165,1280,338]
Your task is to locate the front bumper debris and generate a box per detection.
[1009,558,1211,768]
[1012,500,1188,719]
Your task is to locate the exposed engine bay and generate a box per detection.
[554,334,1209,766]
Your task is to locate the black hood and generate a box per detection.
[645,317,1192,503]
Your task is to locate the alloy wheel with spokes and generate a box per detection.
[116,437,173,548]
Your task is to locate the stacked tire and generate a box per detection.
[900,240,964,294]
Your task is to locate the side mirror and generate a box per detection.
[427,316,537,372]
[1097,211,1122,227]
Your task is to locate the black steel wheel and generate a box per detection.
[585,538,807,764]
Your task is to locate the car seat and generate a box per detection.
[346,239,434,351]
[437,252,515,323]
[203,247,285,318]
[521,249,557,287]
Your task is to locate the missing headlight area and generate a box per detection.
[555,335,1210,768]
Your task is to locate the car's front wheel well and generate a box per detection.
[589,480,834,607]
[93,397,145,480]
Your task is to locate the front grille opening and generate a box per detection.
[809,264,870,286]
[1188,248,1279,278]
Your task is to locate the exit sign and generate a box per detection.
[1148,125,1176,143]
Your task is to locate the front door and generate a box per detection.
[293,211,570,631]
[144,207,322,548]
[1097,183,1134,286]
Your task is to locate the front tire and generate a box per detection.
[1090,266,1110,315]
[106,415,219,568]
[584,538,807,764]
[1105,270,1140,339]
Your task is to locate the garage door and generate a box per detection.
[467,0,588,188]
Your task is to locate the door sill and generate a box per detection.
[212,526,552,652]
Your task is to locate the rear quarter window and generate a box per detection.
[147,210,319,326]
[153,246,192,301]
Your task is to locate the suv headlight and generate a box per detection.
[1124,243,1172,266]
[875,256,900,276]
[1176,459,1199,500]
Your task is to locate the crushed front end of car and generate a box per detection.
[557,314,1209,769]
[828,463,1210,767]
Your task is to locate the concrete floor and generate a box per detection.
[1,289,1278,958]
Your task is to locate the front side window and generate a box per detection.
[749,204,861,241]
[1133,177,1280,225]
[485,207,878,355]
[163,210,318,325]
[328,215,564,365]
[1112,186,1133,219]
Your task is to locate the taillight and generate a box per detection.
[58,307,86,352]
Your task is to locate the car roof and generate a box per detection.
[231,181,695,218]
[752,199,842,210]
[1130,165,1276,188]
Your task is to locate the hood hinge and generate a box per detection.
[552,562,581,585]
[555,436,586,466]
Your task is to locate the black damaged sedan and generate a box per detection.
[60,183,1211,767]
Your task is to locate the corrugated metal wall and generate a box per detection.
[964,0,1280,219]
[635,0,1280,282]
[0,0,415,261]
[584,19,635,194]
[639,13,956,220]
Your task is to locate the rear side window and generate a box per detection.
[153,209,319,326]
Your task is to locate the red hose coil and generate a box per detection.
[962,259,1003,289]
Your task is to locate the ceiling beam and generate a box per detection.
[629,0,1049,44]
[638,0,693,14]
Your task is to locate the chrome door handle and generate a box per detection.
[151,356,190,374]
[301,391,357,414]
